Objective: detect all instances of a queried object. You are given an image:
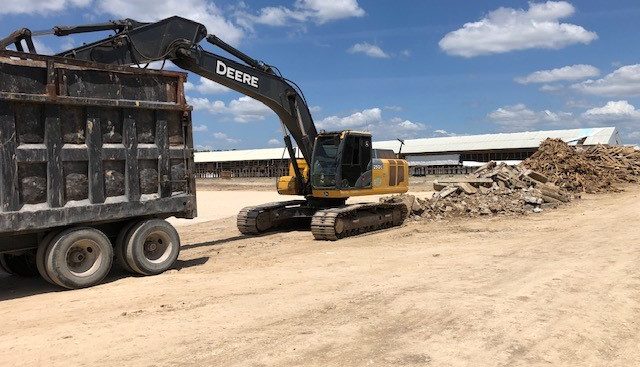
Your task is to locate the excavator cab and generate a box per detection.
[279,130,408,202]
[311,131,372,190]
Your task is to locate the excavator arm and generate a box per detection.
[7,16,317,193]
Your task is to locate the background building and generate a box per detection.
[194,127,620,178]
[195,147,302,178]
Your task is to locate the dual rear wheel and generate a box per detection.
[115,219,181,276]
[25,219,180,289]
[37,228,114,289]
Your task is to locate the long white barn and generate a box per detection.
[194,127,620,177]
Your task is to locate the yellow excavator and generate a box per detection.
[241,130,410,240]
[9,16,410,240]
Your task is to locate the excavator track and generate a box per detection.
[310,202,408,241]
[237,200,308,235]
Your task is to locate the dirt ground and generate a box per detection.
[1,186,639,366]
[195,176,442,192]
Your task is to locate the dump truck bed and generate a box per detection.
[0,50,196,253]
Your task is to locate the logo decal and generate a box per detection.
[216,60,259,88]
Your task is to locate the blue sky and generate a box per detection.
[2,0,640,149]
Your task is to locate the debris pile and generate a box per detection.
[522,138,640,193]
[383,138,640,221]
[384,161,568,220]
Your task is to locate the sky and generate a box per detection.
[2,0,640,150]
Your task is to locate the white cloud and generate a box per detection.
[439,1,597,57]
[213,132,240,144]
[539,84,564,92]
[192,124,208,132]
[188,97,226,114]
[488,101,640,142]
[227,96,272,123]
[59,37,77,51]
[565,99,593,109]
[238,0,364,27]
[300,0,365,23]
[381,118,427,139]
[33,40,54,55]
[582,100,640,121]
[268,138,281,146]
[317,108,383,129]
[309,105,322,113]
[0,0,90,14]
[432,129,456,137]
[6,38,54,55]
[97,0,244,45]
[582,101,640,143]
[188,95,272,123]
[392,118,423,131]
[571,64,640,97]
[185,77,231,94]
[488,103,574,130]
[316,108,426,139]
[516,64,600,84]
[347,42,389,58]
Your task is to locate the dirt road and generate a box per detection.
[1,188,639,366]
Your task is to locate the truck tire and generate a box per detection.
[124,219,180,276]
[0,251,39,277]
[36,230,63,285]
[44,228,114,289]
[115,221,138,274]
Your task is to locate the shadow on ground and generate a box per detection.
[0,256,210,301]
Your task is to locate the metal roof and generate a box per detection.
[373,127,619,154]
[406,154,461,166]
[194,127,619,163]
[194,147,301,163]
[463,160,522,167]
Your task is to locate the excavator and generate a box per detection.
[2,16,410,240]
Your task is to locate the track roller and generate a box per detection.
[237,200,307,234]
[311,202,408,241]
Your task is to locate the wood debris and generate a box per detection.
[522,138,640,193]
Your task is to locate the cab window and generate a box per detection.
[311,136,340,188]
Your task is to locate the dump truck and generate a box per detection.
[0,49,197,289]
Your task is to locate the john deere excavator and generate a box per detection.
[3,16,409,240]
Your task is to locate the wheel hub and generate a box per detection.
[145,242,158,252]
[143,231,172,263]
[71,251,86,263]
[66,240,101,276]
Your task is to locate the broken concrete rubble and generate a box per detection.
[383,162,559,220]
[383,138,640,221]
